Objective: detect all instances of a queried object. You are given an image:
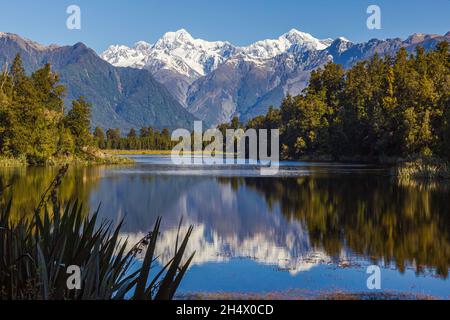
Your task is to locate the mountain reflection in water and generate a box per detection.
[1,156,449,296]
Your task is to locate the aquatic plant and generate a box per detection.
[394,158,450,180]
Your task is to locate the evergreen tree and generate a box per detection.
[64,97,92,152]
[246,42,450,161]
[0,55,96,163]
[106,128,121,149]
[93,127,106,149]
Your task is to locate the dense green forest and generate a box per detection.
[0,54,92,164]
[93,126,174,150]
[247,43,450,161]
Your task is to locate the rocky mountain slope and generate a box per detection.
[0,32,197,131]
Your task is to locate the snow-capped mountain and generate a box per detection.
[101,29,450,126]
[101,41,152,68]
[101,29,241,105]
[101,28,334,112]
[241,29,331,59]
[102,29,237,79]
[101,28,331,79]
[148,29,237,77]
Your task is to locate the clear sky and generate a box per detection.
[0,0,449,53]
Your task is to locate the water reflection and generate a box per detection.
[88,160,450,279]
[0,166,103,220]
[1,158,449,295]
[222,176,450,278]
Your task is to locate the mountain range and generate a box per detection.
[0,32,197,131]
[102,29,450,126]
[1,29,448,132]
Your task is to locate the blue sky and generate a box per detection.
[0,0,449,53]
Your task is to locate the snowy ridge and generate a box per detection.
[100,42,151,68]
[101,28,336,78]
[102,29,237,78]
[242,29,331,59]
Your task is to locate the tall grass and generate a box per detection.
[0,155,27,167]
[0,166,194,300]
[394,158,450,180]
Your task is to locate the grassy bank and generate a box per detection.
[0,148,134,168]
[103,149,233,156]
[0,156,28,167]
[104,149,177,155]
[394,159,450,180]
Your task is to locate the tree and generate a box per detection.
[282,94,332,157]
[2,55,61,162]
[31,63,65,112]
[140,127,149,138]
[106,128,121,149]
[64,97,92,152]
[10,54,26,91]
[127,128,138,149]
[93,127,106,149]
[127,128,137,138]
[57,127,75,156]
[0,55,97,163]
[246,42,450,161]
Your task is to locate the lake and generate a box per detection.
[1,155,449,299]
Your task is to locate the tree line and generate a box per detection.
[93,126,174,150]
[0,54,175,159]
[246,42,450,161]
[0,54,91,164]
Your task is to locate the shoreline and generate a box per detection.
[178,290,439,301]
[103,149,234,156]
[2,149,448,181]
[0,150,135,168]
[102,150,450,180]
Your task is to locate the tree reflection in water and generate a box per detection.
[218,175,450,278]
[1,164,448,279]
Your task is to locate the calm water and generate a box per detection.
[1,155,449,298]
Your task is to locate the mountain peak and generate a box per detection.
[284,28,306,36]
[405,33,441,44]
[134,41,151,51]
[241,28,329,59]
[283,28,315,41]
[160,29,194,43]
[0,32,53,51]
[282,28,331,50]
[73,42,87,49]
[337,36,350,42]
[328,37,354,54]
[175,28,191,35]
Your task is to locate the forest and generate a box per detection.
[247,42,450,162]
[93,126,174,151]
[0,54,91,164]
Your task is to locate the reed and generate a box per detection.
[0,156,27,167]
[394,158,450,180]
